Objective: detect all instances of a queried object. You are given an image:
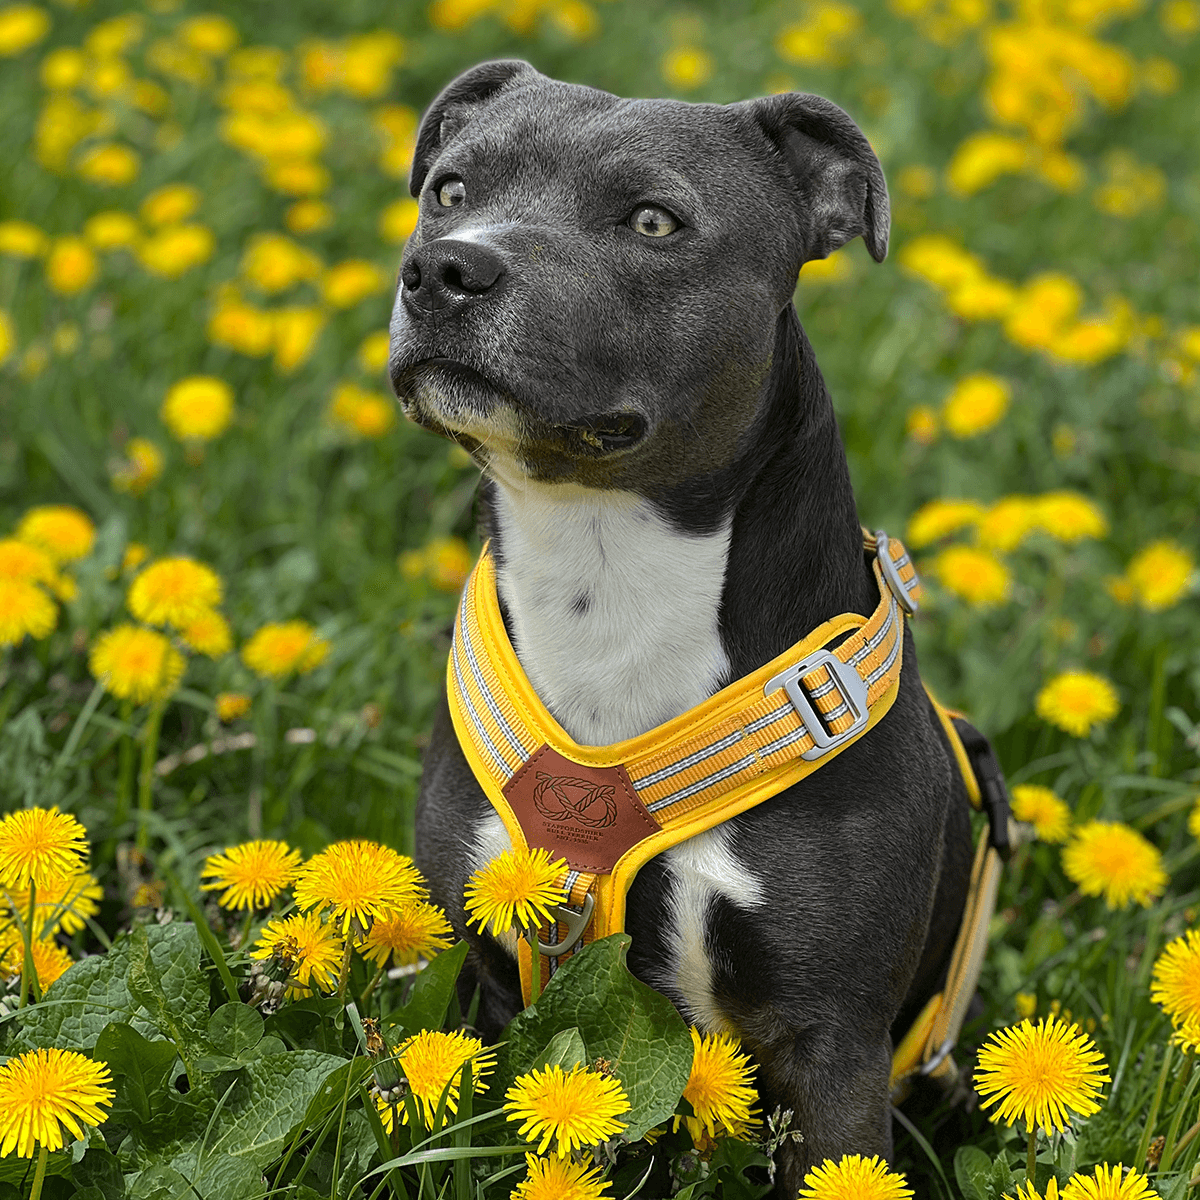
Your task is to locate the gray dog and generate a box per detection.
[389,60,976,1189]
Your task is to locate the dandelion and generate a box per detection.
[1005,274,1083,350]
[1150,930,1200,1051]
[380,197,420,243]
[1014,993,1038,1019]
[0,310,12,364]
[241,232,322,293]
[293,840,426,933]
[976,1015,1108,1138]
[905,499,985,549]
[905,405,938,444]
[357,899,454,967]
[250,911,343,998]
[1061,1164,1160,1200]
[140,183,201,227]
[504,1063,630,1157]
[1006,1180,1060,1200]
[179,13,238,55]
[137,224,215,278]
[178,608,232,657]
[0,6,50,58]
[0,1047,114,1158]
[0,807,88,890]
[797,1154,914,1199]
[3,869,102,935]
[241,619,330,679]
[272,305,326,372]
[0,220,48,256]
[680,1027,759,1143]
[0,577,57,646]
[89,624,186,704]
[121,543,149,573]
[393,1029,496,1126]
[1033,492,1108,542]
[662,46,713,89]
[111,437,165,495]
[17,506,95,564]
[285,199,333,234]
[1010,785,1071,843]
[942,373,1011,438]
[321,259,388,308]
[358,330,391,373]
[201,840,302,910]
[929,545,1012,606]
[0,540,56,585]
[464,847,568,938]
[209,294,275,357]
[327,382,395,437]
[161,376,235,442]
[1125,540,1194,610]
[511,1154,612,1200]
[44,236,97,295]
[127,557,222,629]
[215,692,252,722]
[976,496,1040,552]
[0,932,73,992]
[76,142,141,188]
[1035,671,1119,737]
[1062,821,1166,909]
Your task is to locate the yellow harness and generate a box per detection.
[447,529,1010,1096]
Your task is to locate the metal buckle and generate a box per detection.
[875,530,919,615]
[537,893,595,958]
[764,649,870,762]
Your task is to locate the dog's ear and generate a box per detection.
[741,92,890,263]
[410,59,539,198]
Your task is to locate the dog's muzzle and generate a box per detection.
[400,238,506,319]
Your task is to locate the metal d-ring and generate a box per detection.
[537,893,595,958]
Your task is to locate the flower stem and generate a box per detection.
[336,934,354,1000]
[28,1144,49,1200]
[114,698,134,834]
[1168,1049,1196,1111]
[1027,1126,1037,1183]
[239,909,254,950]
[359,963,387,1010]
[136,699,166,851]
[1134,1041,1174,1172]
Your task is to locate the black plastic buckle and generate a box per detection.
[950,717,1012,862]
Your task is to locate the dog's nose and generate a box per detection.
[401,240,506,316]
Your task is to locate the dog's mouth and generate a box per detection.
[554,411,648,453]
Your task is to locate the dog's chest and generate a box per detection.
[491,482,732,745]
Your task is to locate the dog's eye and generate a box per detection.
[629,205,678,238]
[436,177,466,207]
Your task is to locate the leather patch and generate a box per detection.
[503,745,660,874]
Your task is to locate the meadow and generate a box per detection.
[0,0,1198,1195]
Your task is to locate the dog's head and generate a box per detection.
[389,60,888,493]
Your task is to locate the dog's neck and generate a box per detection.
[482,307,871,746]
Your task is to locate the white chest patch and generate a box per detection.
[490,476,732,746]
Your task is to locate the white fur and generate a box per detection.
[484,460,765,1026]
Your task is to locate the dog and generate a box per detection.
[389,59,975,1190]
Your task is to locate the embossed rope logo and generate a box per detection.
[532,771,619,828]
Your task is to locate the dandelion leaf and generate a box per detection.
[93,1020,180,1127]
[386,939,469,1034]
[495,934,693,1140]
[953,1145,992,1200]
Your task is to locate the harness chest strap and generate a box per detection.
[447,529,1003,1092]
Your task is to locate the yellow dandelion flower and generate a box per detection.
[76,142,140,188]
[201,840,302,910]
[16,505,94,564]
[0,4,49,57]
[905,404,938,444]
[680,1027,759,1143]
[121,543,149,573]
[0,220,47,258]
[1061,1164,1159,1200]
[504,1063,630,1158]
[1062,822,1166,909]
[1188,795,1200,843]
[140,183,200,227]
[389,1030,496,1127]
[137,224,215,278]
[464,847,568,938]
[215,691,251,722]
[0,310,12,364]
[179,13,238,55]
[1125,540,1194,611]
[293,840,426,934]
[1005,274,1083,351]
[357,899,454,967]
[1014,993,1038,1020]
[240,231,322,293]
[976,496,1040,552]
[975,1015,1109,1134]
[271,305,325,372]
[285,199,333,234]
[1033,492,1108,542]
[161,376,234,442]
[0,931,73,992]
[250,910,343,998]
[0,1047,113,1158]
[1035,671,1119,737]
[511,1154,612,1200]
[0,577,57,646]
[3,869,101,936]
[83,211,141,251]
[1150,930,1200,1051]
[942,373,1011,439]
[1006,1179,1061,1200]
[426,537,473,591]
[662,45,713,90]
[111,437,165,495]
[929,545,1012,606]
[127,556,222,629]
[906,499,985,549]
[0,539,56,585]
[208,295,275,357]
[321,259,388,308]
[89,623,186,704]
[380,197,420,243]
[178,607,232,657]
[358,330,391,374]
[327,381,396,438]
[241,619,330,679]
[797,1154,914,1199]
[1010,785,1071,843]
[0,807,87,890]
